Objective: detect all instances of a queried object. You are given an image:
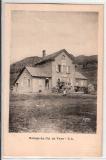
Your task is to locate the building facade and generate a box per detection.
[13,49,88,93]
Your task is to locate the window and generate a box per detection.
[66,66,70,74]
[62,65,66,73]
[62,55,65,60]
[28,79,31,87]
[58,65,61,72]
[61,65,66,73]
[61,55,66,65]
[56,65,61,72]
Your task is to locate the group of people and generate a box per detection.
[56,79,96,95]
[56,79,73,95]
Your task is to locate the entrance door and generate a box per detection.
[45,78,49,89]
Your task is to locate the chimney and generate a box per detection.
[42,50,46,57]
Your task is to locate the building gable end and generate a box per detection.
[14,67,32,85]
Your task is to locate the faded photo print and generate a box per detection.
[9,11,98,133]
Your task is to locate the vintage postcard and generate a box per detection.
[2,3,103,158]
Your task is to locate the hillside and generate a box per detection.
[76,64,97,88]
[10,54,98,88]
[75,55,98,88]
[75,55,97,67]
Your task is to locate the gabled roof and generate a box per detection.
[14,66,52,84]
[26,66,52,78]
[26,67,87,80]
[35,49,75,65]
[75,71,87,80]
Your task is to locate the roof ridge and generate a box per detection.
[35,49,75,65]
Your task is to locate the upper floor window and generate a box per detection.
[61,55,66,66]
[62,55,65,60]
[66,66,70,74]
[28,79,31,87]
[56,65,61,73]
[62,65,66,73]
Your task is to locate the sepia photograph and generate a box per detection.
[3,3,103,157]
[9,10,98,133]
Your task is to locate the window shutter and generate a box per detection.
[56,65,59,72]
[61,65,63,73]
[66,66,68,73]
[67,66,70,73]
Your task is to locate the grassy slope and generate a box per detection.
[76,64,97,87]
[75,55,97,87]
[9,94,97,133]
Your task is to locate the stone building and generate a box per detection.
[13,49,88,93]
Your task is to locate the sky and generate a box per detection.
[10,11,98,64]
